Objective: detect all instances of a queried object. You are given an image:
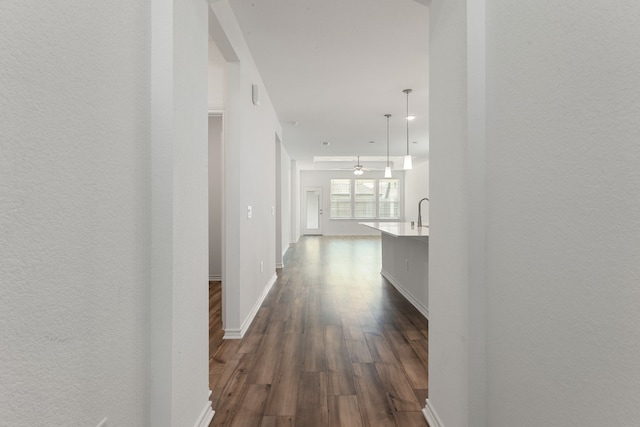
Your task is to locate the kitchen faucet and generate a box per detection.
[418,197,429,228]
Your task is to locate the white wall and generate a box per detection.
[427,1,471,426]
[404,158,430,224]
[0,1,210,426]
[150,0,211,425]
[278,143,293,265]
[484,2,640,426]
[209,116,223,279]
[428,1,640,426]
[291,160,302,243]
[208,37,225,111]
[300,170,406,236]
[0,2,150,426]
[209,0,282,337]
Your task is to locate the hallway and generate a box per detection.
[209,236,429,426]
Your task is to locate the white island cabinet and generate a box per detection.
[360,222,429,319]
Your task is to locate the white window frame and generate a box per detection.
[329,178,401,220]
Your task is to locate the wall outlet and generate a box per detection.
[247,205,252,219]
[260,261,264,272]
[271,206,275,216]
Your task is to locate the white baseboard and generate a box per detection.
[223,273,277,339]
[209,275,222,281]
[276,263,284,269]
[193,391,215,427]
[423,399,444,427]
[381,269,429,319]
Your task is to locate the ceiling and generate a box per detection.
[227,0,430,170]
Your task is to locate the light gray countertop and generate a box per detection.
[359,221,429,238]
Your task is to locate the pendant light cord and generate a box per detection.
[385,114,391,167]
[404,89,411,155]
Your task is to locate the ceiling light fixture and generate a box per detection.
[403,89,413,170]
[384,114,392,178]
[353,156,364,175]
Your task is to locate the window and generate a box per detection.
[378,179,400,219]
[330,178,400,219]
[330,179,351,218]
[354,179,376,218]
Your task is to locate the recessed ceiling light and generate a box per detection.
[406,115,416,121]
[321,141,330,146]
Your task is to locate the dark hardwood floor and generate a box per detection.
[210,280,223,360]
[209,236,428,427]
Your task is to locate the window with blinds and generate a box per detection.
[354,179,376,218]
[330,178,400,219]
[378,179,400,219]
[330,179,351,218]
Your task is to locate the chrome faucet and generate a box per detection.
[418,197,429,228]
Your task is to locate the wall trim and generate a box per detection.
[223,273,277,339]
[381,269,429,319]
[276,263,284,269]
[423,399,444,427]
[193,391,215,427]
[209,275,222,281]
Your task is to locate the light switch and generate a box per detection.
[247,205,252,219]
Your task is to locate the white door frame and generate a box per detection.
[302,186,323,235]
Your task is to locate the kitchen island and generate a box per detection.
[360,222,429,319]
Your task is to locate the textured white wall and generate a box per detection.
[429,1,640,426]
[209,0,282,335]
[0,2,149,426]
[485,2,640,425]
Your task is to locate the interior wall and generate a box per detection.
[0,2,150,426]
[151,0,211,425]
[484,2,640,425]
[291,160,301,243]
[404,158,430,224]
[209,0,282,336]
[208,116,223,279]
[300,170,406,236]
[279,143,292,264]
[429,1,640,426]
[208,36,225,111]
[427,0,471,426]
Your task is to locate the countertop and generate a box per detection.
[359,221,429,238]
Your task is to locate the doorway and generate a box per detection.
[302,186,323,235]
[208,114,224,373]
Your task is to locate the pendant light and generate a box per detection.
[403,88,413,170]
[384,114,392,178]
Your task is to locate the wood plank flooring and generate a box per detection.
[210,280,224,356]
[209,236,428,427]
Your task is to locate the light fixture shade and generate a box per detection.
[384,166,392,178]
[354,169,363,176]
[403,155,413,170]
